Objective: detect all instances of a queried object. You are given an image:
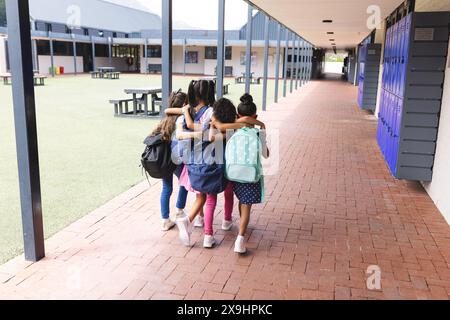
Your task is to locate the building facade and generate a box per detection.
[0,0,308,78]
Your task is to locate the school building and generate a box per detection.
[3,0,450,300]
[0,0,312,78]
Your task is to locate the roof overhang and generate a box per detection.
[245,0,406,49]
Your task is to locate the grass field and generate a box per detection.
[0,73,281,263]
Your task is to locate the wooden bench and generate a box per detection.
[90,71,101,79]
[2,74,46,86]
[1,74,11,85]
[105,72,120,80]
[148,64,162,74]
[110,98,134,116]
[33,75,47,86]
[235,76,262,85]
[151,93,162,112]
[235,76,244,84]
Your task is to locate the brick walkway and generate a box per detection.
[1,78,450,300]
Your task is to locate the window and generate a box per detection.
[240,52,256,66]
[53,41,73,56]
[205,46,232,60]
[288,55,298,63]
[98,30,104,37]
[37,40,75,57]
[205,46,216,60]
[112,32,117,38]
[185,51,199,64]
[113,46,128,58]
[36,40,50,55]
[147,45,161,58]
[95,44,109,57]
[46,23,52,32]
[65,26,72,34]
[225,47,232,60]
[83,28,89,36]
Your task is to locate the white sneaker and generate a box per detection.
[234,235,247,254]
[193,215,204,228]
[161,219,176,232]
[222,220,233,231]
[203,235,216,248]
[176,210,186,219]
[176,216,192,247]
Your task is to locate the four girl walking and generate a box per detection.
[146,80,268,254]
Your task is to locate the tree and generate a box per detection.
[0,0,6,27]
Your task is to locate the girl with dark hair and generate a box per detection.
[230,94,269,254]
[205,98,266,242]
[150,90,190,231]
[173,80,218,247]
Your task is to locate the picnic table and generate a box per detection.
[98,67,116,73]
[1,73,11,85]
[91,67,120,79]
[122,87,162,117]
[235,72,261,85]
[1,73,47,86]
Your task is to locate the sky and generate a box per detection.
[106,0,250,30]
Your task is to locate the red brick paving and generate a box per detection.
[1,78,450,300]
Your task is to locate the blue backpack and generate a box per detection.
[186,107,228,195]
[172,106,209,165]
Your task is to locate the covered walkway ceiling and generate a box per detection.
[247,0,405,49]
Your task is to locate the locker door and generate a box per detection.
[393,97,403,174]
[384,27,390,91]
[358,81,364,107]
[385,92,392,163]
[392,23,398,93]
[377,89,386,147]
[393,22,400,95]
[400,14,412,98]
[382,90,389,157]
[390,96,399,173]
[383,27,391,90]
[396,17,405,97]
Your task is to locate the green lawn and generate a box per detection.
[0,73,281,263]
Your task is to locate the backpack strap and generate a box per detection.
[194,106,209,122]
[183,106,210,131]
[260,177,265,203]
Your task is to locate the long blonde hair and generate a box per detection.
[152,90,187,141]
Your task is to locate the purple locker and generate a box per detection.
[396,17,406,97]
[377,89,385,146]
[382,27,391,90]
[400,14,412,98]
[391,22,399,94]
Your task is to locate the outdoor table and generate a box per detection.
[98,67,116,73]
[1,73,11,85]
[124,87,162,116]
[98,67,116,78]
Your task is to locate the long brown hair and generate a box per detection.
[152,90,187,141]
